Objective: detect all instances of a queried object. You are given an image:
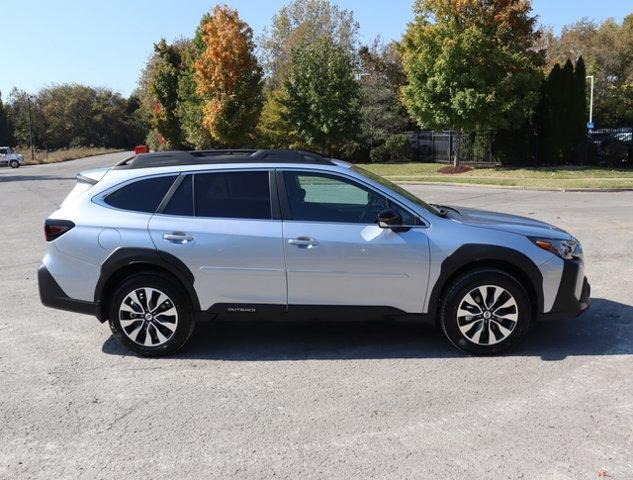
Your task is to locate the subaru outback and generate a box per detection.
[38,149,590,356]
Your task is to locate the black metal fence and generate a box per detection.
[407,130,498,165]
[587,128,632,167]
[406,127,633,167]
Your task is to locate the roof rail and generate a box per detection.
[113,149,334,170]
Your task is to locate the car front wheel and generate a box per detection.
[440,269,531,355]
[108,273,195,357]
[9,160,20,168]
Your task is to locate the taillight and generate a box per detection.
[44,219,75,241]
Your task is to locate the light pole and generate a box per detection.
[586,75,595,129]
[27,95,35,162]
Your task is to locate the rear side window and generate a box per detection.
[104,175,176,213]
[163,175,193,216]
[195,171,271,219]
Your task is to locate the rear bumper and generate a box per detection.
[537,258,591,322]
[38,264,97,316]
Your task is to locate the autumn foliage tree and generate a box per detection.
[194,5,263,146]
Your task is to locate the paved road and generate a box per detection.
[1,153,632,479]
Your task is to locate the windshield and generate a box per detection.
[352,165,441,216]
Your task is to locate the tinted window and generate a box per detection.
[105,175,176,213]
[163,175,193,216]
[283,172,415,224]
[195,171,271,219]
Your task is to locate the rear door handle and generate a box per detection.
[163,232,194,244]
[288,237,319,248]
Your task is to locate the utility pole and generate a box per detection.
[27,95,35,162]
[586,75,595,129]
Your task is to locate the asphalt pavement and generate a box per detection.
[0,152,632,479]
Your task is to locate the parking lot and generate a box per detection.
[1,152,632,479]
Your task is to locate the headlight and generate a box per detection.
[530,237,580,260]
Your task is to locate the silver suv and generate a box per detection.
[38,150,591,356]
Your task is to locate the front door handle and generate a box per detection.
[288,237,319,248]
[163,232,194,244]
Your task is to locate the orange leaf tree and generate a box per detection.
[194,5,263,146]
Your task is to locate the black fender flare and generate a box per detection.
[427,244,544,315]
[94,248,201,321]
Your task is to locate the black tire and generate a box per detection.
[440,268,531,355]
[108,272,195,357]
[10,160,19,168]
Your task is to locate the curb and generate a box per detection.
[395,181,633,193]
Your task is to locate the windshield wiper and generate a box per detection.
[435,207,449,218]
[431,204,459,217]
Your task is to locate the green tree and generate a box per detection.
[357,40,411,161]
[261,0,359,88]
[256,88,298,148]
[194,5,263,146]
[0,91,15,146]
[400,0,543,133]
[148,39,189,149]
[282,37,361,155]
[539,58,587,164]
[176,13,217,149]
[572,56,588,156]
[7,85,147,150]
[6,88,45,148]
[546,15,633,127]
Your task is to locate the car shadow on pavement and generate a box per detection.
[101,298,632,361]
[0,174,73,183]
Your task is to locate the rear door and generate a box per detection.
[148,169,286,312]
[278,169,430,313]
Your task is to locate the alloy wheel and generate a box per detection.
[118,287,178,347]
[456,285,519,346]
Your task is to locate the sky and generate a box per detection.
[1,0,630,99]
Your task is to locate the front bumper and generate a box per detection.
[38,264,97,316]
[538,258,591,321]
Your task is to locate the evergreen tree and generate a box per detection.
[540,59,588,164]
[540,64,563,164]
[149,39,189,149]
[573,56,588,159]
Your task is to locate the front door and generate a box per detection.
[279,170,430,313]
[148,170,286,311]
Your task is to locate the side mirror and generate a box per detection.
[378,209,402,229]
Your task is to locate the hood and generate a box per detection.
[444,205,572,240]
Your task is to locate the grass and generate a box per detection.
[19,147,124,165]
[358,163,633,190]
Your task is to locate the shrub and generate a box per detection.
[369,134,411,163]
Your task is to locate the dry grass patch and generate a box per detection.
[20,147,124,165]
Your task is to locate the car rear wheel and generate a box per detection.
[108,273,195,357]
[440,269,531,355]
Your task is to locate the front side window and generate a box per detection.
[104,175,176,213]
[195,171,271,219]
[283,171,415,224]
[352,165,441,216]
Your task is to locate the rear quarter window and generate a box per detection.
[104,175,176,213]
